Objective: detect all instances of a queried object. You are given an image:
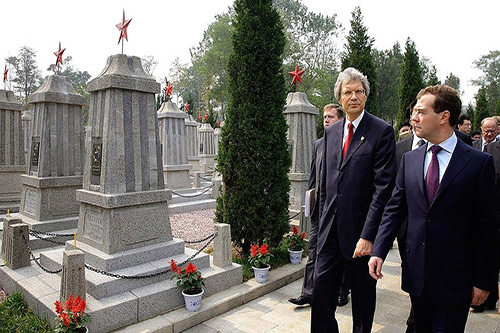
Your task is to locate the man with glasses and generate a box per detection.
[311,67,396,332]
[457,114,472,135]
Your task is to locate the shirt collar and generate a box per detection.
[427,132,457,154]
[344,110,365,131]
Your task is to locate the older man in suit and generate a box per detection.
[311,67,397,333]
[369,85,498,332]
[473,117,498,151]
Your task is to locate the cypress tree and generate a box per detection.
[341,6,378,116]
[216,0,291,253]
[474,87,489,130]
[397,38,425,126]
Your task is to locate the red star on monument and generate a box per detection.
[289,64,305,85]
[165,82,173,96]
[184,102,190,111]
[116,10,132,46]
[54,42,66,73]
[3,65,7,83]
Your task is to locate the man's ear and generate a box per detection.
[441,110,450,125]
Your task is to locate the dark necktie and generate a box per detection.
[343,123,354,159]
[426,145,442,204]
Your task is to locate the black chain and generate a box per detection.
[200,176,213,182]
[22,234,62,274]
[29,230,68,246]
[171,184,214,198]
[184,232,216,244]
[288,211,301,221]
[30,229,75,238]
[84,231,218,279]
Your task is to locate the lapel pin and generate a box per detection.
[361,136,365,141]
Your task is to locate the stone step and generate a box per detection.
[168,199,216,214]
[40,246,212,299]
[12,213,78,232]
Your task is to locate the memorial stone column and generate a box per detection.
[185,114,200,171]
[283,92,318,213]
[198,122,216,170]
[0,90,25,212]
[18,76,85,224]
[157,100,191,189]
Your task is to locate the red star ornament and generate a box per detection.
[184,102,190,111]
[54,42,66,69]
[3,65,7,83]
[165,82,173,96]
[289,64,305,85]
[116,10,132,45]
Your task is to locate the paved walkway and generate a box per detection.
[186,248,500,333]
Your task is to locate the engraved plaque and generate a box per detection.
[31,137,40,168]
[91,138,102,185]
[24,189,37,215]
[84,209,104,243]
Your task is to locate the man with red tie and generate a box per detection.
[311,67,397,332]
[369,85,498,332]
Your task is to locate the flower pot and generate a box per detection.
[182,288,204,312]
[252,264,270,283]
[288,249,303,264]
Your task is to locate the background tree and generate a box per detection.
[444,72,461,93]
[341,6,378,116]
[141,55,158,77]
[397,38,424,126]
[169,57,200,116]
[5,46,42,105]
[473,50,500,115]
[426,65,441,86]
[373,42,403,125]
[217,0,291,253]
[473,87,490,130]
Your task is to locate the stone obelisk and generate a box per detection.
[0,89,25,212]
[76,54,173,258]
[283,92,318,213]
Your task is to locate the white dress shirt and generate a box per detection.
[424,132,457,182]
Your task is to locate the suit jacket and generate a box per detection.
[455,129,473,146]
[307,138,323,221]
[318,111,397,258]
[396,136,413,170]
[472,138,483,151]
[372,138,498,307]
[485,141,500,229]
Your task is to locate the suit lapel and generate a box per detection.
[411,144,427,199]
[341,112,370,169]
[432,140,472,204]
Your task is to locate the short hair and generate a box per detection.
[398,121,412,131]
[324,103,345,119]
[416,85,461,127]
[481,117,497,127]
[457,114,471,126]
[404,99,418,120]
[493,115,500,125]
[334,67,370,101]
[471,130,481,137]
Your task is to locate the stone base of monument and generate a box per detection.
[288,172,309,213]
[0,165,25,213]
[163,164,192,189]
[19,174,82,221]
[189,156,201,172]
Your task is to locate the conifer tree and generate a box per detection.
[216,0,291,253]
[473,87,490,130]
[341,7,378,116]
[397,38,425,126]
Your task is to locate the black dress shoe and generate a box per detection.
[338,294,349,307]
[288,296,311,306]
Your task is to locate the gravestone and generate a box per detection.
[213,126,221,155]
[157,101,191,189]
[17,75,85,226]
[185,114,200,171]
[283,92,318,213]
[0,89,25,213]
[21,110,31,167]
[198,122,216,170]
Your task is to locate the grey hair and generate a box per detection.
[333,67,370,101]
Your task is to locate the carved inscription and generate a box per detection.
[91,138,102,185]
[84,210,104,243]
[24,189,37,215]
[31,137,40,167]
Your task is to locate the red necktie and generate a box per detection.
[426,145,442,204]
[343,123,354,159]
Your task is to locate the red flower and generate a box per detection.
[259,244,269,256]
[250,244,259,257]
[61,313,71,328]
[292,225,299,234]
[65,295,74,310]
[54,300,63,315]
[216,120,221,127]
[204,114,209,121]
[301,232,306,240]
[186,262,197,276]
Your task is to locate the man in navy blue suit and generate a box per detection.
[369,85,498,332]
[311,67,397,332]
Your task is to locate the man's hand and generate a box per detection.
[368,256,384,280]
[471,287,490,306]
[353,238,373,258]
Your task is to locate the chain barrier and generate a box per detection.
[84,231,218,280]
[22,233,62,274]
[30,229,75,238]
[288,211,301,221]
[29,230,68,246]
[200,176,213,182]
[171,184,214,198]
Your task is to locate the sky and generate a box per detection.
[2,0,499,106]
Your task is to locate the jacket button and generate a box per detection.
[422,242,425,247]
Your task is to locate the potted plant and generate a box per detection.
[283,226,306,264]
[248,243,273,283]
[170,260,205,312]
[54,295,90,333]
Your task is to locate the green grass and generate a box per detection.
[0,291,52,333]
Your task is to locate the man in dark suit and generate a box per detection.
[473,117,498,151]
[311,67,397,333]
[369,85,498,332]
[289,103,344,306]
